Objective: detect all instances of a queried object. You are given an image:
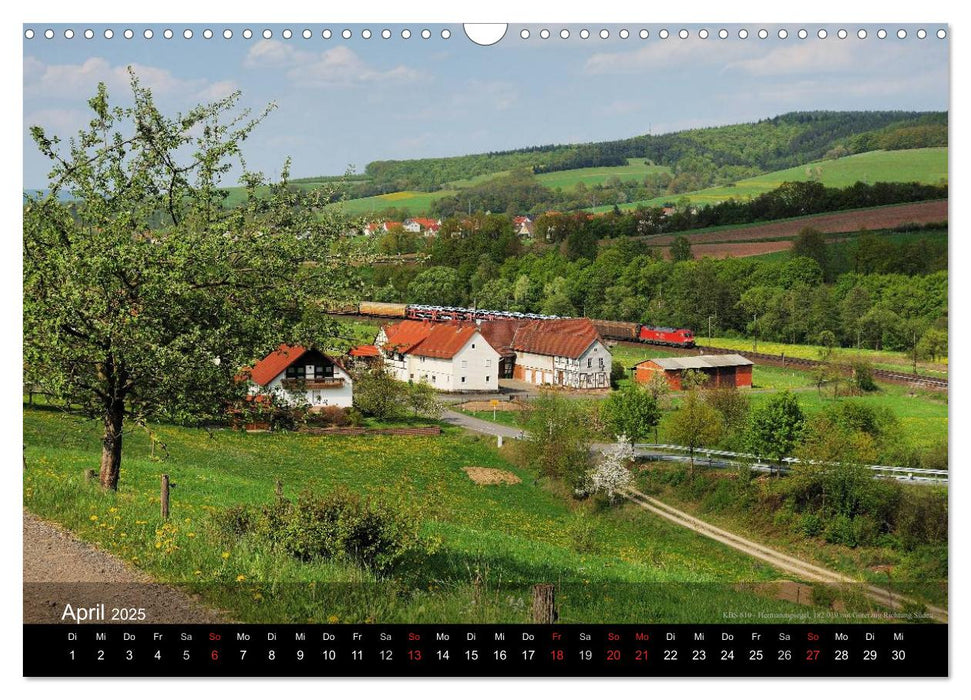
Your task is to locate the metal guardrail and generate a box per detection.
[636,443,948,484]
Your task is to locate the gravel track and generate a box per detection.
[23,510,223,624]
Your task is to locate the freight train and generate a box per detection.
[349,302,696,348]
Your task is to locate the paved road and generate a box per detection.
[443,409,523,439]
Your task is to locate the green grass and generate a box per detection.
[592,148,948,212]
[535,159,671,190]
[746,228,947,265]
[608,342,946,450]
[24,406,822,624]
[457,409,522,428]
[702,335,947,372]
[335,190,456,217]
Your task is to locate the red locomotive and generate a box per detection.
[636,325,695,347]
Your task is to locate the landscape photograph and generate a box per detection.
[23,23,948,627]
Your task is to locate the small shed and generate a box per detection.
[634,354,753,391]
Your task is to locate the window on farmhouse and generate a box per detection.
[485,359,492,367]
[462,360,468,368]
[587,358,592,369]
[461,377,466,383]
[285,365,306,379]
[486,376,490,382]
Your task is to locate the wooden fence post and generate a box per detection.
[532,583,556,624]
[275,479,283,499]
[161,474,170,520]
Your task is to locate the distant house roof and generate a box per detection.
[246,345,347,386]
[382,320,481,360]
[511,318,602,360]
[637,354,754,371]
[349,344,380,358]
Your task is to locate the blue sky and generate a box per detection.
[23,23,949,188]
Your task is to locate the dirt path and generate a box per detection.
[619,488,947,623]
[23,510,223,624]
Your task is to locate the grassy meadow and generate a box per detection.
[535,159,671,190]
[24,406,820,624]
[591,147,948,212]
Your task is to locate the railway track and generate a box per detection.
[336,309,948,391]
[617,340,948,391]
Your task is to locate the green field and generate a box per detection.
[609,343,947,451]
[337,190,457,217]
[701,334,947,373]
[24,406,818,624]
[535,159,671,190]
[243,149,944,218]
[592,148,948,212]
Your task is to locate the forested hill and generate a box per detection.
[361,111,947,192]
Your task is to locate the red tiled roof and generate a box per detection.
[246,345,347,385]
[511,318,601,359]
[247,344,308,386]
[382,320,480,359]
[477,319,520,356]
[350,344,380,357]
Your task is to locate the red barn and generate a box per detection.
[634,354,753,390]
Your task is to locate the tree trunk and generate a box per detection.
[99,401,124,490]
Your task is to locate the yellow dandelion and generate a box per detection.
[327,615,339,623]
[109,507,117,513]
[89,515,98,521]
[221,551,230,559]
[194,570,202,576]
[253,592,263,601]
[187,533,195,538]
[236,575,246,582]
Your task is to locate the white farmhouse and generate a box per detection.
[246,345,354,408]
[501,318,612,389]
[376,320,500,392]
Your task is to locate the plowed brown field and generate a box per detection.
[645,199,947,249]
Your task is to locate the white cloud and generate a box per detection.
[584,40,751,75]
[726,41,865,77]
[24,56,238,103]
[24,107,89,135]
[243,41,422,87]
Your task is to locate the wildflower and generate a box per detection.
[236,574,246,582]
[327,615,339,623]
[89,515,98,521]
[221,551,230,559]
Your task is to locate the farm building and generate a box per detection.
[376,320,500,392]
[480,317,612,389]
[634,354,753,390]
[245,345,354,408]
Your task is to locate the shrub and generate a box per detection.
[213,505,256,539]
[893,487,948,547]
[305,406,352,427]
[798,511,824,537]
[215,488,430,574]
[823,514,857,546]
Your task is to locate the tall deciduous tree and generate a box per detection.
[599,383,660,446]
[24,74,358,490]
[747,391,806,474]
[667,390,723,469]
